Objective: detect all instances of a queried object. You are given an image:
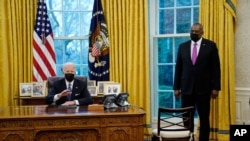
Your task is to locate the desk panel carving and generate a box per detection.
[107,127,131,141]
[0,105,145,141]
[35,129,100,141]
[32,118,100,128]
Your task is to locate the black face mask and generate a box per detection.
[65,73,75,82]
[190,33,200,42]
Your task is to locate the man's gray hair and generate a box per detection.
[63,62,76,70]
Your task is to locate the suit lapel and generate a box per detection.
[72,80,78,92]
[60,79,67,90]
[71,79,81,98]
[186,41,193,65]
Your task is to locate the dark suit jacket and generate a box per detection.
[173,38,221,95]
[45,78,93,105]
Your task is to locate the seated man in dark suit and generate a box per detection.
[45,62,93,106]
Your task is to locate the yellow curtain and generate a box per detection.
[102,0,151,134]
[199,0,236,140]
[0,0,35,106]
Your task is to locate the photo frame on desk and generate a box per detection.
[19,83,33,97]
[103,83,121,95]
[87,80,96,87]
[97,81,114,94]
[32,82,46,97]
[87,86,98,96]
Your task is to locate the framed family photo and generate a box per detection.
[32,82,46,97]
[19,83,33,97]
[103,83,121,95]
[87,86,98,96]
[97,81,114,94]
[87,80,96,87]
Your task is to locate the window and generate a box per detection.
[149,0,199,118]
[47,0,94,76]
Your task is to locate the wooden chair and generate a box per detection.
[152,106,194,141]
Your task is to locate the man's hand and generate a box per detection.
[58,89,72,98]
[174,90,181,98]
[61,101,76,106]
[211,90,219,99]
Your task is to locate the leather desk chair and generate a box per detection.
[47,76,87,93]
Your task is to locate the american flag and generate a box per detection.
[91,43,100,57]
[33,0,56,82]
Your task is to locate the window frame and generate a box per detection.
[47,0,94,77]
[149,0,199,121]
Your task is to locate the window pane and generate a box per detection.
[80,0,94,10]
[80,12,92,36]
[49,12,63,36]
[81,64,89,77]
[47,0,62,11]
[65,40,81,63]
[63,0,78,11]
[176,8,191,33]
[81,40,89,64]
[194,0,199,5]
[175,96,182,108]
[158,38,173,63]
[158,92,183,110]
[54,40,65,64]
[158,65,173,90]
[64,12,80,36]
[176,0,191,7]
[74,65,82,75]
[193,7,199,23]
[55,40,82,64]
[159,0,174,8]
[159,9,174,34]
[158,92,174,108]
[56,64,63,76]
[174,37,190,60]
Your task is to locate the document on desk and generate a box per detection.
[58,105,77,109]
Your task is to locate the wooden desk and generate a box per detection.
[14,95,103,105]
[0,105,145,141]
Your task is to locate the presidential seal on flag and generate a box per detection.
[89,22,109,66]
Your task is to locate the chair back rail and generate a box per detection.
[152,106,194,141]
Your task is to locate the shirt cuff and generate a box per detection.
[75,100,79,105]
[54,94,60,101]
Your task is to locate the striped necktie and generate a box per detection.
[67,83,72,100]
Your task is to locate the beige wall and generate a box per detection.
[235,0,250,88]
[235,0,250,124]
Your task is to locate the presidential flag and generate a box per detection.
[33,0,56,82]
[88,0,110,82]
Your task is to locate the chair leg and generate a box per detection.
[151,135,160,141]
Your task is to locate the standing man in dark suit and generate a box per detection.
[45,62,93,106]
[173,23,221,141]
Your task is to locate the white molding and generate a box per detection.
[235,87,250,91]
[235,87,250,124]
